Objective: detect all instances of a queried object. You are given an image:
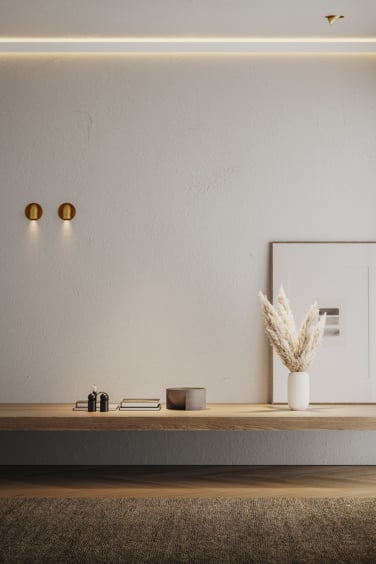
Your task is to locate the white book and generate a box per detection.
[120,398,160,408]
[119,405,161,411]
[73,403,119,411]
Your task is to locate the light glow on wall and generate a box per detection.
[0,37,375,53]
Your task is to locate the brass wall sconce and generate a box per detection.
[58,203,76,221]
[326,15,344,25]
[25,203,43,220]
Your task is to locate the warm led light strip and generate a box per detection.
[0,37,376,53]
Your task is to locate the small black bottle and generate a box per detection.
[88,392,97,412]
[100,393,109,412]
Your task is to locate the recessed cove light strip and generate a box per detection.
[0,37,376,53]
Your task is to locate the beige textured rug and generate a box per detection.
[1,497,376,563]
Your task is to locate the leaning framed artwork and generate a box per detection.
[272,242,376,403]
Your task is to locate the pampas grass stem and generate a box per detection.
[259,287,326,373]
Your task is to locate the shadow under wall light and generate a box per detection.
[58,203,76,221]
[25,203,43,220]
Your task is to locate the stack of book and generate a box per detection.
[73,400,119,411]
[119,398,161,411]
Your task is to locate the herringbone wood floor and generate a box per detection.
[1,466,376,498]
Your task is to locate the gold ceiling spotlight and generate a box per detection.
[58,202,76,221]
[326,15,345,25]
[25,202,43,221]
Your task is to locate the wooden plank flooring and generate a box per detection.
[1,466,376,498]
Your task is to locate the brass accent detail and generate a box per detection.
[326,15,344,25]
[58,203,76,220]
[25,203,43,220]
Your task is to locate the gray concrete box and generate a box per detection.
[166,387,206,410]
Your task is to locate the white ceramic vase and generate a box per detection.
[288,372,309,411]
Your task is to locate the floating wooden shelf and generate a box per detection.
[1,403,376,431]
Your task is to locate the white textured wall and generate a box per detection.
[1,54,376,405]
[1,0,374,38]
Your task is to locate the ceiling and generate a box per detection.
[0,0,375,39]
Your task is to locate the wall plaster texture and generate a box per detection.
[1,51,376,463]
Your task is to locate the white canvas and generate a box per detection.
[272,243,376,403]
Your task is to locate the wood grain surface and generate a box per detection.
[1,403,376,431]
[1,466,376,498]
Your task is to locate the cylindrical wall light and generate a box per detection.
[25,203,43,220]
[58,203,76,220]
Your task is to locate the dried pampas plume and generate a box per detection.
[259,287,326,373]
